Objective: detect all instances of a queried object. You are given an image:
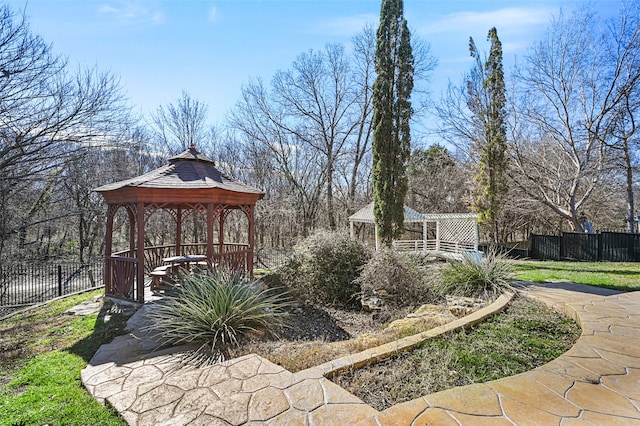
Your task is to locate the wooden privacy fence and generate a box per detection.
[530,232,640,262]
[0,261,103,318]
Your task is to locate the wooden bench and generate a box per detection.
[150,265,173,290]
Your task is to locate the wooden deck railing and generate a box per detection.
[107,243,252,303]
[105,255,137,300]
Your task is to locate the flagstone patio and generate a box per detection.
[81,282,640,425]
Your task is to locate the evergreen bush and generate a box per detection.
[356,248,434,308]
[278,231,371,308]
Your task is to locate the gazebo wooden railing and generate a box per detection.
[104,255,137,300]
[106,243,252,301]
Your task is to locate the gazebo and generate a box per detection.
[348,202,479,257]
[95,145,264,304]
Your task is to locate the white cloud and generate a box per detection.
[313,13,378,37]
[209,6,219,23]
[415,7,555,56]
[418,7,552,35]
[99,1,165,26]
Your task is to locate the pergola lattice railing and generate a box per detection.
[349,204,479,256]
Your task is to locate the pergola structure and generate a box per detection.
[95,145,264,304]
[348,202,479,257]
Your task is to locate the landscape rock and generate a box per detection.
[361,297,383,312]
[386,304,455,331]
[446,295,487,317]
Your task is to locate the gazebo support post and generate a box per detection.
[104,206,115,294]
[176,208,183,255]
[218,211,225,254]
[127,206,135,257]
[206,204,214,264]
[422,221,428,254]
[374,224,380,251]
[247,205,255,275]
[136,201,145,304]
[474,221,479,251]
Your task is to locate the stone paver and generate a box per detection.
[82,282,640,425]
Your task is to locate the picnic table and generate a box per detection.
[162,254,207,269]
[150,255,208,290]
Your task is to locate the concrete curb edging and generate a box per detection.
[300,291,516,380]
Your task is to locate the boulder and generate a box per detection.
[361,296,383,312]
[446,295,487,317]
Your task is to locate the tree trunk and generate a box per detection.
[624,141,635,233]
[327,159,336,230]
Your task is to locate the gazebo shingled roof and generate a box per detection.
[96,146,264,304]
[96,147,263,202]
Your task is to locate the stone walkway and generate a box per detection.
[81,283,640,425]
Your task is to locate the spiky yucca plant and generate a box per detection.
[145,269,290,362]
[434,248,513,298]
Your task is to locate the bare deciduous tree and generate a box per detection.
[0,4,129,260]
[229,77,325,236]
[230,44,362,232]
[510,5,640,232]
[600,2,640,232]
[151,91,209,155]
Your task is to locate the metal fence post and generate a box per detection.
[58,265,63,297]
[597,232,603,262]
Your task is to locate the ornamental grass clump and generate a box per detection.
[145,269,291,363]
[434,248,513,298]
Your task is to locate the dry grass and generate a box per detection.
[231,316,442,372]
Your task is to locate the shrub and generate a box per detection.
[356,248,434,309]
[433,249,513,298]
[278,231,371,308]
[144,269,291,361]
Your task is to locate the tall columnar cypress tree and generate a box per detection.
[476,27,508,245]
[372,0,414,247]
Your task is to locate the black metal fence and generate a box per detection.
[0,249,293,318]
[254,247,292,270]
[530,232,640,262]
[0,261,103,318]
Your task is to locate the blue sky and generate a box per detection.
[9,0,619,127]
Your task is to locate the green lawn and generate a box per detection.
[511,260,640,291]
[0,290,128,426]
